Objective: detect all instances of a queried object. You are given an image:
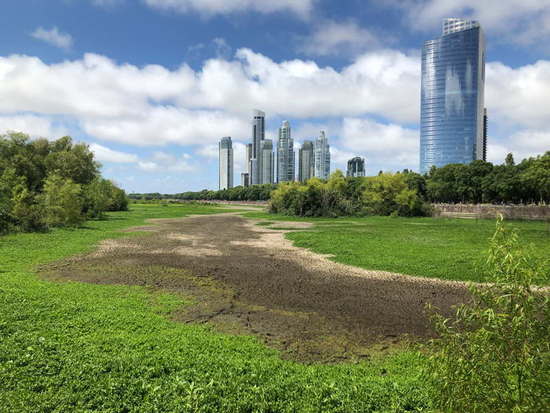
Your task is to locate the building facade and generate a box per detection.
[260,139,274,184]
[314,131,330,179]
[276,120,295,183]
[240,172,249,187]
[346,157,366,177]
[298,140,314,182]
[218,136,233,190]
[251,110,265,185]
[420,18,486,174]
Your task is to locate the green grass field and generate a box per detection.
[245,211,550,284]
[0,204,429,412]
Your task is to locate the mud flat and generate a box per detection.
[41,213,470,362]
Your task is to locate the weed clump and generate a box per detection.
[427,216,549,412]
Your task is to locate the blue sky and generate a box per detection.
[1,0,549,193]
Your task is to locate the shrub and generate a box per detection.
[363,173,429,217]
[427,216,550,412]
[43,174,85,227]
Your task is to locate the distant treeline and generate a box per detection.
[145,152,550,218]
[0,132,128,234]
[130,184,277,202]
[425,153,550,204]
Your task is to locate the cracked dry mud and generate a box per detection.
[40,213,471,362]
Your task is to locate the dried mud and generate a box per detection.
[40,213,470,362]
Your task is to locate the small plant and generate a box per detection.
[427,216,549,412]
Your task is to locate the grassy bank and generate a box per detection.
[0,204,429,412]
[244,211,550,284]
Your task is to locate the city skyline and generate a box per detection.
[1,1,549,192]
[224,112,333,187]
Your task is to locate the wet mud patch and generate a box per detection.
[39,213,470,363]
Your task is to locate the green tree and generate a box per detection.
[43,174,85,227]
[427,217,549,412]
[45,136,99,185]
[11,184,45,232]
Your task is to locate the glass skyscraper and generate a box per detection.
[314,131,330,179]
[218,136,233,190]
[251,109,265,185]
[276,120,295,183]
[420,18,486,174]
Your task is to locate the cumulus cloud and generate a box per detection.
[0,114,67,138]
[89,143,138,163]
[30,27,73,50]
[339,117,419,170]
[143,0,315,18]
[0,48,549,173]
[486,60,550,129]
[487,129,550,164]
[137,152,196,172]
[82,106,249,146]
[393,0,550,46]
[298,20,385,57]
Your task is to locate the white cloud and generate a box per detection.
[487,129,550,164]
[0,114,67,138]
[298,20,385,57]
[143,0,314,18]
[138,151,196,172]
[30,27,73,50]
[486,60,550,129]
[394,0,550,45]
[89,143,138,163]
[0,48,549,173]
[339,117,419,170]
[82,106,249,146]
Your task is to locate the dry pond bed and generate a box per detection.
[40,213,470,362]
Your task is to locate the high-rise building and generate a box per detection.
[218,136,233,190]
[347,157,366,177]
[483,108,488,162]
[314,131,330,179]
[276,120,295,183]
[246,143,252,176]
[260,139,274,184]
[420,18,486,173]
[298,140,314,182]
[241,172,250,187]
[251,109,265,185]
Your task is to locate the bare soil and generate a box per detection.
[40,213,470,362]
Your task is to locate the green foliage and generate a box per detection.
[0,132,128,233]
[43,174,85,227]
[0,204,431,412]
[269,171,429,217]
[363,173,428,217]
[427,217,550,412]
[427,152,550,204]
[84,178,129,218]
[11,184,46,232]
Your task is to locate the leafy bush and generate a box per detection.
[427,216,549,412]
[269,171,429,217]
[363,173,429,217]
[0,132,128,233]
[43,174,85,227]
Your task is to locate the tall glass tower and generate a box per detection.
[314,131,330,180]
[420,18,486,174]
[251,109,265,185]
[218,136,233,190]
[298,140,314,182]
[276,120,295,183]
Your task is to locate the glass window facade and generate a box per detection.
[420,22,485,174]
